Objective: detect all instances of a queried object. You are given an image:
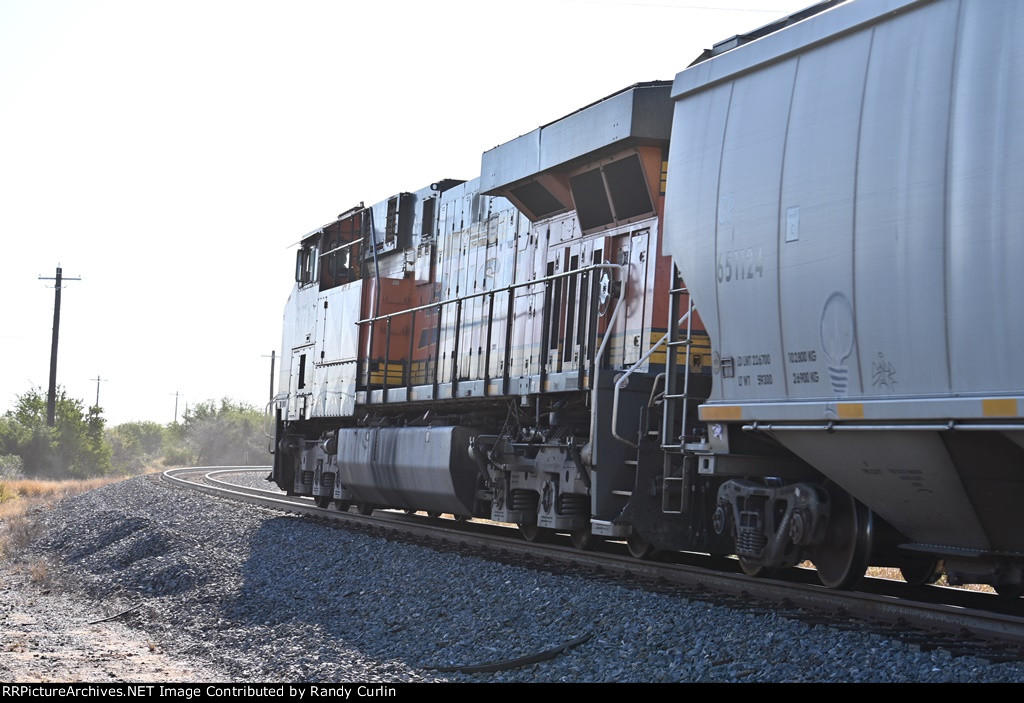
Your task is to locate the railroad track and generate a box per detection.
[162,466,1024,662]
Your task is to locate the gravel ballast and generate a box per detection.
[3,474,1024,683]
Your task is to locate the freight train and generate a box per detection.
[270,0,1024,595]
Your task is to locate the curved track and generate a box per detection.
[163,466,1024,660]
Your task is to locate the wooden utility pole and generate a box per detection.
[39,266,80,426]
[91,375,107,408]
[263,351,276,405]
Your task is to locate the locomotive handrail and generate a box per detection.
[585,264,627,470]
[355,262,624,324]
[610,310,691,449]
[263,400,275,437]
[319,239,360,258]
[355,262,627,452]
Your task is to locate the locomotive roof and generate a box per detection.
[479,81,673,195]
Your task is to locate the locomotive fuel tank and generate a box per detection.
[333,426,482,517]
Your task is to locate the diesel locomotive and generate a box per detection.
[271,0,1024,595]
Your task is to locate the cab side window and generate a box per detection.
[295,241,319,286]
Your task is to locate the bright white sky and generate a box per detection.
[0,0,819,426]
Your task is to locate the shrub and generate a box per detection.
[164,399,272,466]
[0,387,112,479]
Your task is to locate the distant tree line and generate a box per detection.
[0,387,272,480]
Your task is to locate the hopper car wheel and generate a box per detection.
[737,557,775,578]
[315,495,331,509]
[626,532,654,560]
[426,511,441,519]
[707,555,738,572]
[453,515,470,522]
[404,509,417,516]
[334,499,351,512]
[899,559,942,587]
[519,523,552,543]
[995,584,1024,599]
[570,527,596,551]
[357,502,375,516]
[810,493,873,590]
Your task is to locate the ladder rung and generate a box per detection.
[664,272,696,469]
[612,490,632,496]
[624,459,637,466]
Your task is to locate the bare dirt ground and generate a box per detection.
[0,556,225,683]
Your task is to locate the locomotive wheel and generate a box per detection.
[810,493,873,589]
[356,502,375,516]
[315,495,331,509]
[519,523,552,543]
[334,499,352,512]
[899,559,942,587]
[626,531,654,560]
[569,527,596,551]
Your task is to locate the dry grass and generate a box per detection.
[26,558,51,585]
[0,476,127,561]
[1,477,116,502]
[0,512,43,561]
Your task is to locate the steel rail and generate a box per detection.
[162,466,1024,653]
